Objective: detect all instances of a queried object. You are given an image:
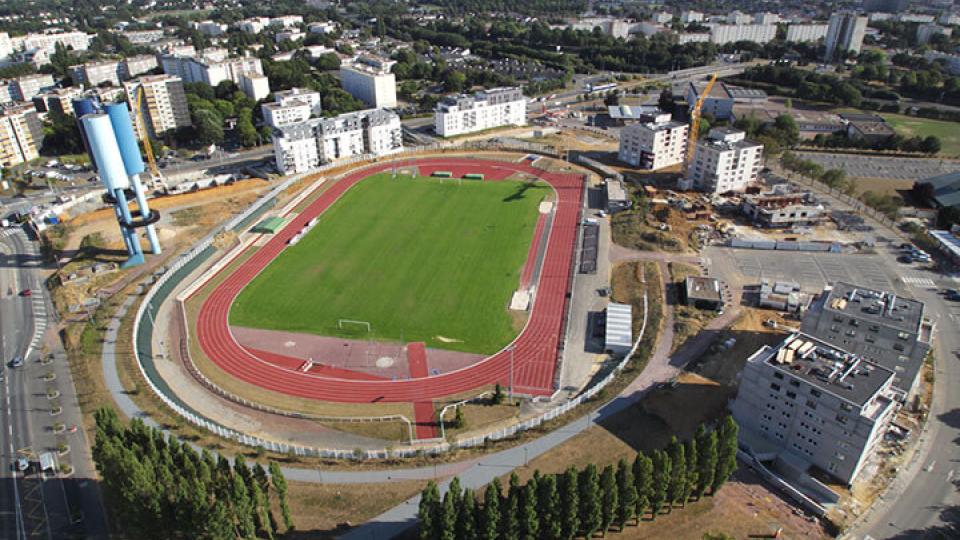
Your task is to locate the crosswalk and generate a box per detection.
[900,276,936,287]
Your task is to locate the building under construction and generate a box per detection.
[740,186,826,228]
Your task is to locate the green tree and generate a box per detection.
[231,474,257,539]
[920,135,942,154]
[519,478,539,540]
[632,452,653,521]
[445,70,467,93]
[650,450,671,518]
[600,464,618,535]
[268,461,293,531]
[457,489,477,539]
[616,458,637,530]
[419,481,440,540]
[501,474,520,540]
[713,416,740,493]
[695,426,718,499]
[579,464,601,538]
[667,437,686,511]
[683,437,698,506]
[480,483,501,540]
[440,491,458,540]
[538,473,562,539]
[560,467,580,540]
[191,108,225,146]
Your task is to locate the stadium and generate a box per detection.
[181,155,585,440]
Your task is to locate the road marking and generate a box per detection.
[901,276,936,287]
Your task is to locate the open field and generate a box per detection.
[882,113,960,156]
[230,174,547,354]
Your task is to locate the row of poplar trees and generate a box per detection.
[92,407,294,539]
[419,416,739,540]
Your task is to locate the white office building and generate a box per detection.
[825,13,868,60]
[273,108,403,174]
[709,24,777,44]
[434,86,526,137]
[339,57,397,109]
[685,128,763,193]
[618,114,688,170]
[262,88,322,128]
[786,24,830,43]
[730,332,899,485]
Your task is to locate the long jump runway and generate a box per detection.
[194,157,584,403]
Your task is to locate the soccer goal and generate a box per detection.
[337,319,372,333]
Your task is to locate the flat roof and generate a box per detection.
[685,276,723,302]
[930,229,960,259]
[607,104,661,119]
[606,302,633,349]
[758,333,894,406]
[821,282,924,334]
[606,179,628,202]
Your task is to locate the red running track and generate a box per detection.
[194,157,583,403]
[407,343,438,438]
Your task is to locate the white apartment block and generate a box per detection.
[726,11,754,25]
[0,32,13,61]
[340,57,397,109]
[618,114,688,170]
[275,31,305,43]
[272,108,402,174]
[262,88,322,128]
[825,13,868,60]
[72,60,123,87]
[731,332,898,485]
[237,17,271,34]
[270,15,304,28]
[308,21,338,35]
[434,86,526,137]
[677,33,710,44]
[11,31,91,55]
[786,24,830,43]
[0,103,43,167]
[124,55,159,78]
[754,12,780,25]
[653,12,673,24]
[122,29,165,44]
[193,20,227,36]
[124,74,192,138]
[238,73,270,101]
[160,53,265,99]
[709,24,777,44]
[685,128,763,193]
[0,84,13,104]
[917,24,952,45]
[681,11,704,23]
[11,73,55,101]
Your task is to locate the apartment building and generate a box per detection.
[124,74,191,138]
[685,81,768,121]
[684,128,763,193]
[272,108,403,174]
[122,29,165,44]
[680,11,704,23]
[308,21,338,35]
[270,15,304,28]
[11,73,55,101]
[917,24,952,45]
[754,13,780,25]
[618,114,688,170]
[708,24,777,45]
[193,20,227,36]
[340,57,397,109]
[800,282,933,396]
[434,86,526,137]
[824,13,868,60]
[786,24,830,43]
[160,53,266,99]
[238,73,270,101]
[32,86,82,115]
[11,31,91,55]
[741,187,825,228]
[123,55,159,78]
[731,332,898,485]
[237,17,271,34]
[0,32,12,61]
[726,11,754,25]
[262,88,322,128]
[276,31,305,43]
[71,60,124,87]
[0,103,44,167]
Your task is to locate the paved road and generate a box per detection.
[0,229,108,539]
[794,151,960,181]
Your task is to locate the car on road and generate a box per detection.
[16,457,29,472]
[19,288,31,296]
[946,289,960,302]
[9,356,23,368]
[897,255,914,264]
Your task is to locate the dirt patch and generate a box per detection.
[686,308,791,387]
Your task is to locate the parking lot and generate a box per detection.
[794,152,960,180]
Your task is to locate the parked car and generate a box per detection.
[19,289,31,296]
[946,289,960,302]
[897,255,914,264]
[16,457,29,472]
[9,356,23,368]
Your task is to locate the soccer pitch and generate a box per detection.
[230,173,549,354]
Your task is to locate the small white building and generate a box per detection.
[684,128,763,194]
[239,73,270,101]
[605,303,633,355]
[434,86,526,137]
[262,88,323,128]
[339,57,397,109]
[618,114,688,170]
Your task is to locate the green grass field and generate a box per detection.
[881,113,960,155]
[230,174,548,354]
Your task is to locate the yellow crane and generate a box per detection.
[682,72,719,180]
[132,84,163,182]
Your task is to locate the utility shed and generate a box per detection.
[605,302,633,355]
[606,179,631,213]
[251,216,286,234]
[685,276,724,310]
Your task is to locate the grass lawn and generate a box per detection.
[230,174,547,354]
[881,113,960,155]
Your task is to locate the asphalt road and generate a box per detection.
[0,229,108,540]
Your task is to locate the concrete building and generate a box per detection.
[914,170,960,210]
[604,302,633,355]
[731,332,898,485]
[32,86,81,115]
[339,57,397,109]
[0,32,13,61]
[741,186,825,228]
[237,17,271,34]
[270,15,304,28]
[924,51,960,75]
[238,73,270,101]
[11,31,91,56]
[726,11,754,25]
[122,29,165,44]
[308,21,339,35]
[917,24,952,45]
[800,282,933,396]
[685,128,763,193]
[275,31,305,43]
[434,86,526,137]
[754,13,781,25]
[841,113,895,144]
[709,24,777,45]
[677,33,711,44]
[123,54,159,78]
[11,73,55,101]
[0,84,13,104]
[684,276,724,310]
[758,280,812,314]
[825,13,868,60]
[71,60,124,87]
[938,12,960,26]
[124,74,191,138]
[605,179,630,213]
[160,53,265,99]
[272,108,402,174]
[193,20,227,36]
[786,24,830,43]
[681,11,704,24]
[686,81,767,121]
[0,103,43,167]
[262,88,323,128]
[653,12,673,24]
[618,114,688,170]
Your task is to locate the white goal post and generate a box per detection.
[337,319,372,332]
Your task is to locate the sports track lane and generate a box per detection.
[194,158,583,403]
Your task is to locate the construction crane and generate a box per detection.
[682,72,719,181]
[132,84,163,184]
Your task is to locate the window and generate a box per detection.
[806,400,817,410]
[770,383,781,391]
[810,389,822,398]
[789,380,800,388]
[836,414,849,425]
[774,372,784,380]
[898,332,910,340]
[786,391,796,399]
[840,402,853,412]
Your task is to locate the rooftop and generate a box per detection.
[606,179,628,202]
[685,276,723,302]
[607,104,662,120]
[821,282,924,334]
[930,229,960,259]
[605,302,633,350]
[757,333,894,407]
[917,170,960,208]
